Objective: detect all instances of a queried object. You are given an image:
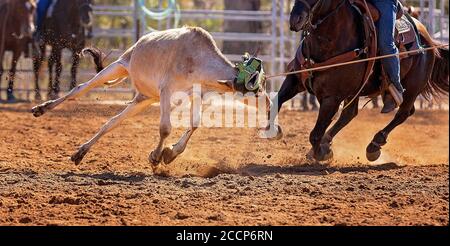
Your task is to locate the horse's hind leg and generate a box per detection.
[53,48,63,97]
[47,48,57,99]
[31,61,128,117]
[71,94,155,165]
[33,43,46,101]
[366,96,416,162]
[6,50,20,102]
[70,51,80,90]
[366,51,434,162]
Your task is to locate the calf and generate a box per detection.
[31,26,269,168]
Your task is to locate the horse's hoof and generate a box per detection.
[309,145,334,162]
[71,146,89,166]
[35,93,42,101]
[162,147,177,165]
[321,133,333,146]
[31,105,45,117]
[47,92,59,101]
[148,151,161,166]
[317,148,334,162]
[6,94,17,104]
[366,149,381,162]
[259,124,283,140]
[366,142,382,162]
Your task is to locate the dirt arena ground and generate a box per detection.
[0,102,448,226]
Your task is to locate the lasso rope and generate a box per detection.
[266,43,449,112]
[138,0,180,32]
[266,44,449,79]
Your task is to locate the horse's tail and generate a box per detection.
[82,47,104,73]
[412,18,449,100]
[422,43,449,100]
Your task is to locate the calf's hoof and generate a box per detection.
[162,147,177,165]
[71,146,89,165]
[149,151,162,166]
[31,105,46,117]
[31,101,53,117]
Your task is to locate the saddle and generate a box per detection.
[292,0,422,95]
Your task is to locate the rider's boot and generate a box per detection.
[381,80,405,114]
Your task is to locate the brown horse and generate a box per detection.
[33,0,98,100]
[0,0,36,102]
[267,0,449,162]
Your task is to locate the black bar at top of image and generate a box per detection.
[0,226,448,244]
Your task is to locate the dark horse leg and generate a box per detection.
[309,96,342,161]
[47,47,62,99]
[54,48,63,97]
[320,98,359,148]
[33,43,46,101]
[6,50,21,102]
[366,53,433,162]
[70,50,81,90]
[366,89,417,161]
[262,74,303,139]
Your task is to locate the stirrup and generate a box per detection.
[388,84,404,106]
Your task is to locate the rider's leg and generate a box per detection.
[372,0,405,113]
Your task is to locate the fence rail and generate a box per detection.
[1,0,448,109]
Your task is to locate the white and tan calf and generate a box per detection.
[31,26,268,167]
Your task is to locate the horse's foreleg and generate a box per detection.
[309,97,341,161]
[6,51,20,102]
[149,89,172,167]
[162,97,201,165]
[33,44,45,101]
[322,99,359,147]
[31,61,129,117]
[71,94,155,165]
[261,74,301,139]
[70,52,80,90]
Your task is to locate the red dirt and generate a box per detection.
[0,102,448,225]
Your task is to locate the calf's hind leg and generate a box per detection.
[71,94,156,165]
[31,62,128,117]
